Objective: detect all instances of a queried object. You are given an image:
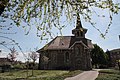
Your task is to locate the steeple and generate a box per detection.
[72,13,87,38]
[76,13,82,29]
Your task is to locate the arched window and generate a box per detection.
[75,47,81,56]
[65,52,70,62]
[77,32,79,37]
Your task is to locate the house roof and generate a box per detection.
[110,48,120,52]
[0,58,11,66]
[38,36,93,51]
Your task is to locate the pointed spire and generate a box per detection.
[76,13,82,29]
[72,13,87,37]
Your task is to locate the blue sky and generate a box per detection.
[0,1,120,62]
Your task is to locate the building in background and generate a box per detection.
[37,15,93,70]
[109,48,120,67]
[0,58,11,72]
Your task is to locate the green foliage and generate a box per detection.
[0,0,120,40]
[91,44,109,68]
[0,70,82,80]
[12,63,26,69]
[0,0,9,15]
[105,50,113,67]
[99,69,120,74]
[96,69,120,80]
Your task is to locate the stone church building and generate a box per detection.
[37,15,93,70]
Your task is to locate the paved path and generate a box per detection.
[64,69,100,80]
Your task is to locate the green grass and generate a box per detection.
[96,69,120,80]
[0,70,82,80]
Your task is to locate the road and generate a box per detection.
[64,69,100,80]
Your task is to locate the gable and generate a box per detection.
[70,41,89,49]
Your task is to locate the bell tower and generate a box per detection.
[72,14,87,38]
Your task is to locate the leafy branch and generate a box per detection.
[0,0,120,40]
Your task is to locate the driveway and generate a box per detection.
[64,69,100,80]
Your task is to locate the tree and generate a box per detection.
[0,0,120,40]
[105,49,112,67]
[7,47,18,62]
[0,0,9,15]
[91,44,108,68]
[29,51,39,76]
[29,51,39,63]
[118,60,120,70]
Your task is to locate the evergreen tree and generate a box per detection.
[91,44,108,68]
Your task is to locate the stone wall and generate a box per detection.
[38,44,92,70]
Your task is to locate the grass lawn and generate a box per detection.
[0,70,82,80]
[96,69,120,80]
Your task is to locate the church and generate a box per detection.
[37,15,93,70]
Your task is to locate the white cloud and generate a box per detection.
[0,49,9,58]
[16,52,39,63]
